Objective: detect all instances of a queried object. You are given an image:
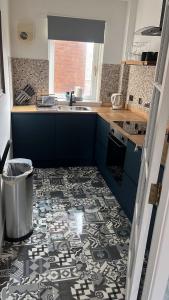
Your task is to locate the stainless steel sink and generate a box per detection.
[36,106,58,111]
[56,105,91,112]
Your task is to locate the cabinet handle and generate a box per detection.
[108,134,125,149]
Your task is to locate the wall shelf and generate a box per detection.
[122,60,156,66]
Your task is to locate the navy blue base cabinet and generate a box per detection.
[12,113,56,167]
[122,140,142,220]
[12,113,96,167]
[124,140,142,185]
[95,115,109,173]
[119,174,137,221]
[94,116,141,222]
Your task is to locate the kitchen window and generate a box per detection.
[49,40,103,100]
[47,16,105,101]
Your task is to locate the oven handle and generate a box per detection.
[108,133,125,148]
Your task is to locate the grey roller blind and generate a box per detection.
[48,16,105,43]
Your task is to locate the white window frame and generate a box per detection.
[48,40,103,101]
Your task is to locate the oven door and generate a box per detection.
[107,132,126,182]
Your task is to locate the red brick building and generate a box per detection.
[54,40,87,94]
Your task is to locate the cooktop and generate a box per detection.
[113,121,147,135]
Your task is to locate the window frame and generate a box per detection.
[0,11,5,96]
[48,40,103,101]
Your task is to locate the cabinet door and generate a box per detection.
[120,173,137,222]
[124,140,142,184]
[96,115,110,146]
[55,113,96,165]
[12,113,56,167]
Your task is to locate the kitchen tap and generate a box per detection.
[69,91,76,106]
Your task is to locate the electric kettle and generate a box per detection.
[111,93,123,110]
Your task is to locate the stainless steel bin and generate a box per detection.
[2,158,33,241]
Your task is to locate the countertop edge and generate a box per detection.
[11,105,146,147]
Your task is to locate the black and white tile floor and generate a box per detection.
[0,167,131,299]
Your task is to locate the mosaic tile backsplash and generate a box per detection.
[11,58,155,112]
[100,64,121,103]
[118,64,130,105]
[126,65,156,111]
[11,58,49,105]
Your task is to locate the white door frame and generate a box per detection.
[126,0,169,299]
[142,133,169,300]
[141,34,169,298]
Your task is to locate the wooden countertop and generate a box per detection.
[11,105,147,120]
[12,105,169,166]
[12,105,147,147]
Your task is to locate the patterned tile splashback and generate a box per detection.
[11,58,49,104]
[100,64,121,103]
[11,58,155,113]
[126,65,156,112]
[118,64,130,104]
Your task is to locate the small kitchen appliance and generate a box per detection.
[111,93,123,110]
[36,95,57,108]
[74,86,83,100]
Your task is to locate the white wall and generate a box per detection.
[0,0,12,249]
[135,0,163,30]
[133,0,163,53]
[123,0,163,59]
[122,0,139,59]
[9,0,128,64]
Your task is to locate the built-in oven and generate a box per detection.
[107,127,127,182]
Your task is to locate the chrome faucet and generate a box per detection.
[69,91,76,106]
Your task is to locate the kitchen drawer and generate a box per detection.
[124,140,142,185]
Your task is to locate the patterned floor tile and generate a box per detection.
[23,258,50,277]
[71,279,95,299]
[49,250,76,269]
[10,260,24,281]
[39,286,61,300]
[0,167,132,300]
[8,282,39,295]
[0,277,10,293]
[58,280,77,300]
[28,245,49,259]
[91,245,121,262]
[1,286,39,300]
[48,240,70,255]
[40,267,79,283]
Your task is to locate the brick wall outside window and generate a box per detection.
[54,40,87,94]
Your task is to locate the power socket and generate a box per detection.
[138,98,143,105]
[129,95,133,101]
